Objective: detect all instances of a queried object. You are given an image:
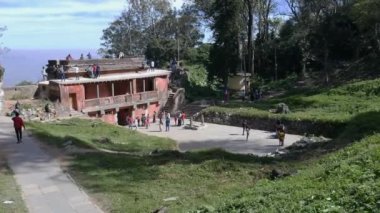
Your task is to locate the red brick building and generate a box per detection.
[42,57,170,124]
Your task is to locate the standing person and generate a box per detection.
[145,114,150,129]
[41,66,47,81]
[242,120,247,135]
[153,111,156,123]
[159,116,163,132]
[14,101,20,110]
[96,64,101,78]
[165,114,170,132]
[174,114,178,126]
[141,114,146,127]
[12,112,25,143]
[137,116,140,127]
[177,112,181,126]
[278,124,285,146]
[181,111,186,125]
[73,66,79,80]
[150,60,155,72]
[246,125,251,142]
[66,54,73,61]
[44,103,51,120]
[92,64,97,78]
[59,65,65,81]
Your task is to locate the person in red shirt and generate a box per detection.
[12,112,25,143]
[181,111,186,126]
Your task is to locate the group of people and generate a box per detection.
[66,53,92,61]
[85,64,101,79]
[242,119,286,146]
[126,111,186,132]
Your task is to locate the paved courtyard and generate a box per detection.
[0,116,103,213]
[138,120,303,156]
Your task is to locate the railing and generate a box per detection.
[83,91,159,109]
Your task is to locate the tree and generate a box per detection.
[145,6,204,66]
[351,0,380,55]
[100,0,171,57]
[0,26,9,82]
[208,0,243,84]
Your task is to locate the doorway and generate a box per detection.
[117,107,132,126]
[69,93,78,110]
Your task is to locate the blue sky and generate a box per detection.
[0,0,184,50]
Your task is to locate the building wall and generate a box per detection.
[99,82,112,98]
[155,76,169,92]
[228,75,250,91]
[102,109,117,124]
[84,84,97,99]
[114,80,131,95]
[59,84,85,110]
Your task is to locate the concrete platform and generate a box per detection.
[0,116,103,213]
[137,120,303,156]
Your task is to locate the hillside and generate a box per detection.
[26,78,380,212]
[194,78,380,212]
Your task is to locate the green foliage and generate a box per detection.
[207,0,242,83]
[184,64,220,100]
[28,118,176,154]
[185,43,211,66]
[261,73,298,91]
[205,78,380,123]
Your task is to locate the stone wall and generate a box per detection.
[197,111,346,138]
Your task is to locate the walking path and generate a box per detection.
[0,116,103,213]
[138,120,303,156]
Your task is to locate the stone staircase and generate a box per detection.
[161,92,175,113]
[181,101,211,118]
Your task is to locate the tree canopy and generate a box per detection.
[100,0,380,84]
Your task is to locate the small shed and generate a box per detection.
[228,72,251,92]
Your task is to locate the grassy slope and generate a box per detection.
[27,79,380,212]
[69,151,279,212]
[0,156,27,213]
[28,118,176,154]
[195,133,380,212]
[205,79,380,123]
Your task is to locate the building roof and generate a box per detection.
[48,57,145,72]
[50,69,171,85]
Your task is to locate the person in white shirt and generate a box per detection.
[150,60,155,72]
[73,66,79,80]
[41,66,47,81]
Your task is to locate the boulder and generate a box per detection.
[275,103,290,114]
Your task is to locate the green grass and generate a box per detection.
[194,133,380,212]
[0,156,27,213]
[205,78,380,123]
[69,150,283,212]
[28,118,176,154]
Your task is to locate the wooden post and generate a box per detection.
[111,83,115,96]
[129,80,133,94]
[96,84,100,98]
[133,79,137,94]
[143,79,146,92]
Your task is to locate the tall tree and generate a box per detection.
[100,0,171,57]
[0,26,8,81]
[208,0,243,84]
